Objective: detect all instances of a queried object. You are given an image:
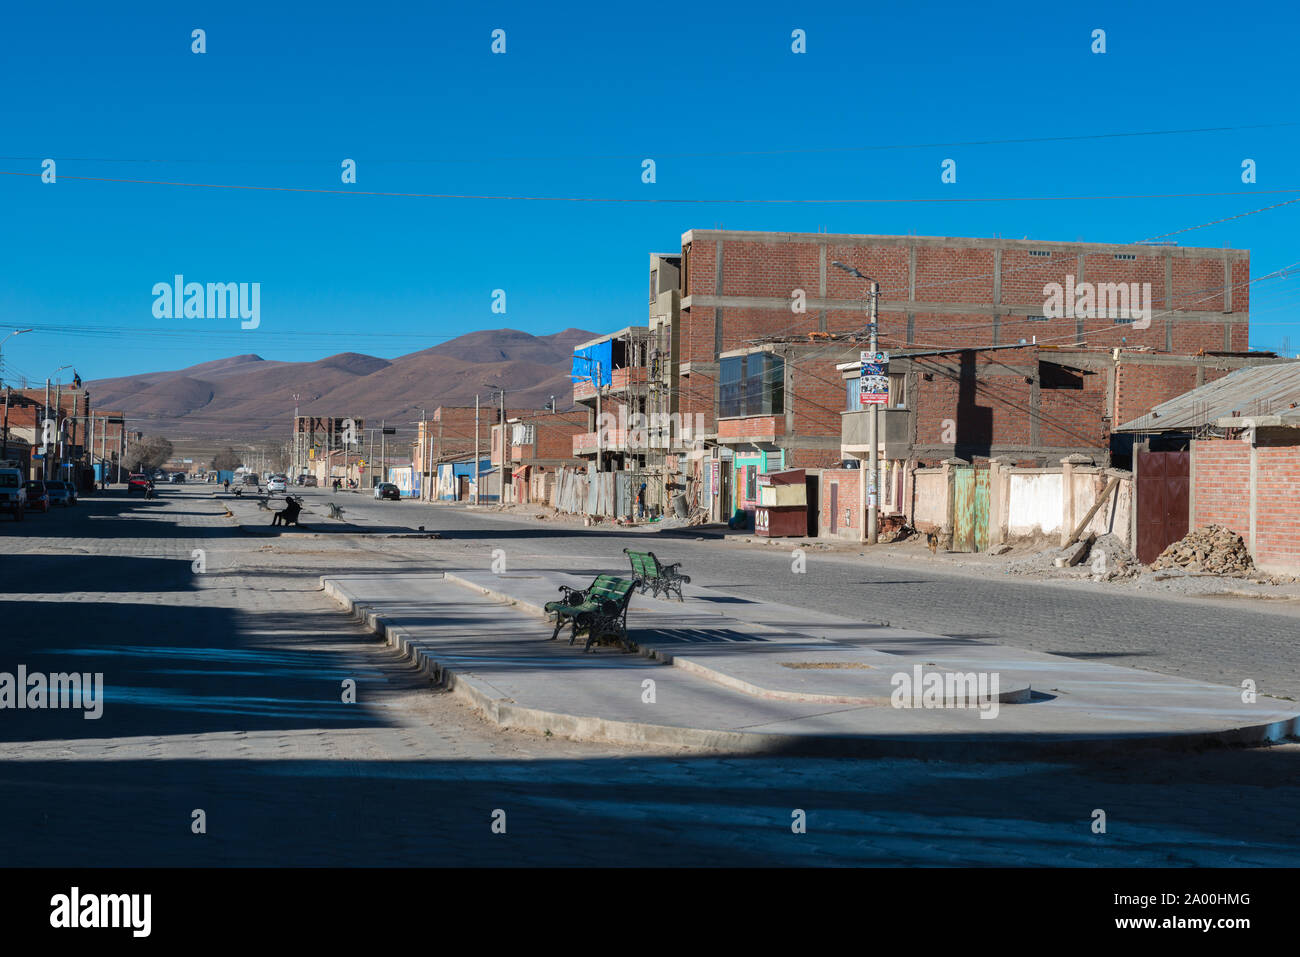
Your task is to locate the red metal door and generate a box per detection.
[1136,450,1189,564]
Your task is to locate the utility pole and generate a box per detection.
[43,377,50,480]
[473,395,480,504]
[292,393,301,479]
[420,407,427,501]
[833,262,881,545]
[595,361,602,474]
[500,388,507,503]
[380,419,386,488]
[866,279,880,545]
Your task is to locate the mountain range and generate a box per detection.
[85,327,597,460]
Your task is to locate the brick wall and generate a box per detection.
[1192,437,1300,574]
[1253,437,1300,573]
[1192,440,1252,536]
[681,233,1246,361]
[818,468,860,537]
[907,349,1109,459]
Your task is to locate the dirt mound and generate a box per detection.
[1085,533,1140,581]
[1150,525,1253,575]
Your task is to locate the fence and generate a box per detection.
[903,456,1132,552]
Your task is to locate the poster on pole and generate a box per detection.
[859,351,890,406]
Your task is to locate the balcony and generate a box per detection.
[573,430,628,456]
[717,415,785,445]
[841,408,911,459]
[574,366,648,404]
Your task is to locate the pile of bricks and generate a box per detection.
[1150,525,1254,575]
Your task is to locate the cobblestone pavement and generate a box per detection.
[1,487,1298,866]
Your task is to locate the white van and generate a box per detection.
[0,468,27,520]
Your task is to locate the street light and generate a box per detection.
[832,261,881,545]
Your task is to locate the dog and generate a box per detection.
[926,530,940,554]
[271,495,302,527]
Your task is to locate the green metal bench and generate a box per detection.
[543,575,637,652]
[623,548,690,602]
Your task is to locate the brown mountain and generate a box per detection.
[86,327,596,462]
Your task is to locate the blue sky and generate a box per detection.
[2,0,1299,383]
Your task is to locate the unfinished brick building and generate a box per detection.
[649,229,1259,523]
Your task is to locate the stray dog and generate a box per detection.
[272,495,302,527]
[327,502,344,520]
[926,531,940,554]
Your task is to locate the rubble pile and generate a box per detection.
[1085,533,1140,581]
[1150,525,1253,575]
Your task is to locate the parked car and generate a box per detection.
[169,473,186,484]
[152,470,166,482]
[374,482,401,501]
[24,480,51,513]
[0,468,26,520]
[267,475,287,493]
[45,480,74,507]
[242,473,260,486]
[127,473,152,495]
[56,480,78,504]
[302,475,318,487]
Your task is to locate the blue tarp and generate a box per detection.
[571,340,612,387]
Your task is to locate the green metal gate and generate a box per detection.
[952,466,990,553]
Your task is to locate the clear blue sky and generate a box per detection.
[2,0,1299,383]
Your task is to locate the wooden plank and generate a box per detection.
[1064,476,1121,548]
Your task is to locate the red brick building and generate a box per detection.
[650,229,1255,523]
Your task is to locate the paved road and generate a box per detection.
[313,488,1300,702]
[0,486,1298,866]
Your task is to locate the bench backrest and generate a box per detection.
[624,550,660,577]
[588,575,634,606]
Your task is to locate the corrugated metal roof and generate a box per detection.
[1115,361,1300,432]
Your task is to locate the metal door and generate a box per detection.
[1136,450,1189,564]
[951,466,990,553]
[829,482,838,533]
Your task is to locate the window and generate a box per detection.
[720,353,784,418]
[1028,250,1051,258]
[847,372,906,410]
[720,356,744,418]
[649,269,658,302]
[1027,314,1050,322]
[1114,253,1136,261]
[745,465,757,502]
[1039,360,1085,390]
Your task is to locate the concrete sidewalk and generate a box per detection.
[321,566,1300,758]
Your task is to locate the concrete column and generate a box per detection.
[1059,453,1094,546]
[988,455,1014,546]
[940,456,963,547]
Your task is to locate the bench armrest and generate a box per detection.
[557,585,587,604]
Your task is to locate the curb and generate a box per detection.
[320,575,1300,759]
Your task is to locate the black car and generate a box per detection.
[374,482,401,501]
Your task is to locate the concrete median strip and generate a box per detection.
[320,569,1300,757]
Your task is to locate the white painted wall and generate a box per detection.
[1007,472,1063,536]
